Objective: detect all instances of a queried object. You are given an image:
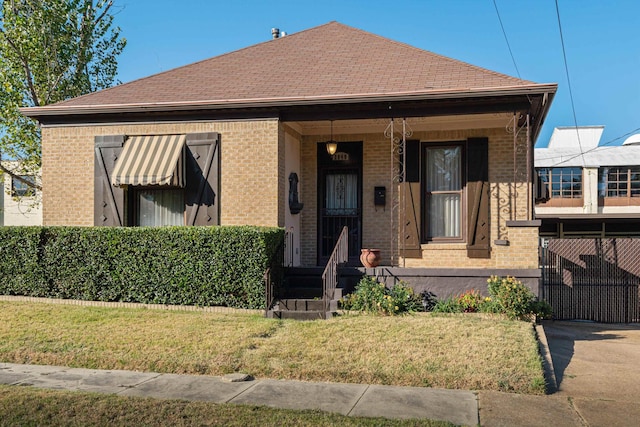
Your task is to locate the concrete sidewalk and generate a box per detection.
[0,362,479,426]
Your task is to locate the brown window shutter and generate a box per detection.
[401,181,422,257]
[400,140,421,256]
[401,140,420,182]
[185,132,220,226]
[94,136,125,226]
[466,137,490,258]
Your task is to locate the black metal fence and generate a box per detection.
[541,238,640,323]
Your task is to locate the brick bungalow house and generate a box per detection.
[22,22,556,297]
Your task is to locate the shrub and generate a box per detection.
[432,296,463,313]
[530,299,553,320]
[0,226,284,309]
[341,277,422,315]
[478,296,501,314]
[487,276,552,321]
[456,289,483,313]
[0,227,45,295]
[429,277,553,322]
[388,281,424,314]
[419,290,438,312]
[432,289,483,314]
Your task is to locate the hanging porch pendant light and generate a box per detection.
[326,121,338,155]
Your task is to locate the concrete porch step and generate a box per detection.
[277,298,324,312]
[278,287,342,301]
[270,310,330,320]
[267,298,340,320]
[283,267,323,285]
[281,287,323,299]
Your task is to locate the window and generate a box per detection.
[537,167,582,198]
[11,175,36,197]
[95,132,220,227]
[599,166,640,198]
[414,137,489,257]
[324,173,358,216]
[136,189,184,226]
[423,145,463,240]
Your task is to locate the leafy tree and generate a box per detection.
[0,0,126,189]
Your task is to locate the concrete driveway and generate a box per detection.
[544,321,640,426]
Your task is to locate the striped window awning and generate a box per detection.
[111,135,186,187]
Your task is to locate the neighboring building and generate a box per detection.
[535,126,640,237]
[0,162,42,226]
[21,22,556,294]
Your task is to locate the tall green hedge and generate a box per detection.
[0,226,284,309]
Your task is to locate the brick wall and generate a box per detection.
[300,127,537,269]
[42,119,538,270]
[495,225,540,269]
[41,120,281,227]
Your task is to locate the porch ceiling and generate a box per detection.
[286,113,516,136]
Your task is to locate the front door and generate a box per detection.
[317,142,362,265]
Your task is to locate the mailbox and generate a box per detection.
[374,186,386,206]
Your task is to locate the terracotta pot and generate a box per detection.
[360,249,381,268]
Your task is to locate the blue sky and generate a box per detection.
[113,0,639,147]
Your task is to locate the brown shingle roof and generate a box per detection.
[53,21,537,109]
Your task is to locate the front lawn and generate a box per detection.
[0,302,546,394]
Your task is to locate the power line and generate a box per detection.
[555,0,586,166]
[492,0,522,80]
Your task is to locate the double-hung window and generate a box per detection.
[423,144,463,240]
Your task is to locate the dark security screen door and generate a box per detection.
[318,142,362,265]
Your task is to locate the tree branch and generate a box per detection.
[94,1,113,25]
[0,163,42,191]
[0,27,41,106]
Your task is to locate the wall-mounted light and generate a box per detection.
[326,121,337,155]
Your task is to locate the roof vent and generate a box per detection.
[271,28,280,39]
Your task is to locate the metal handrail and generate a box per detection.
[321,226,349,316]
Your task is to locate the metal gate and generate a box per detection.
[541,238,640,323]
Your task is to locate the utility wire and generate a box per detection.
[492,0,522,80]
[555,0,586,166]
[492,0,532,105]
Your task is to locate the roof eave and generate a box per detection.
[21,84,558,118]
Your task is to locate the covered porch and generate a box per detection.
[271,104,550,319]
[280,106,546,296]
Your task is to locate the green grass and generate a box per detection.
[0,385,453,427]
[0,302,546,394]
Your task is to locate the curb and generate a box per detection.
[535,322,558,394]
